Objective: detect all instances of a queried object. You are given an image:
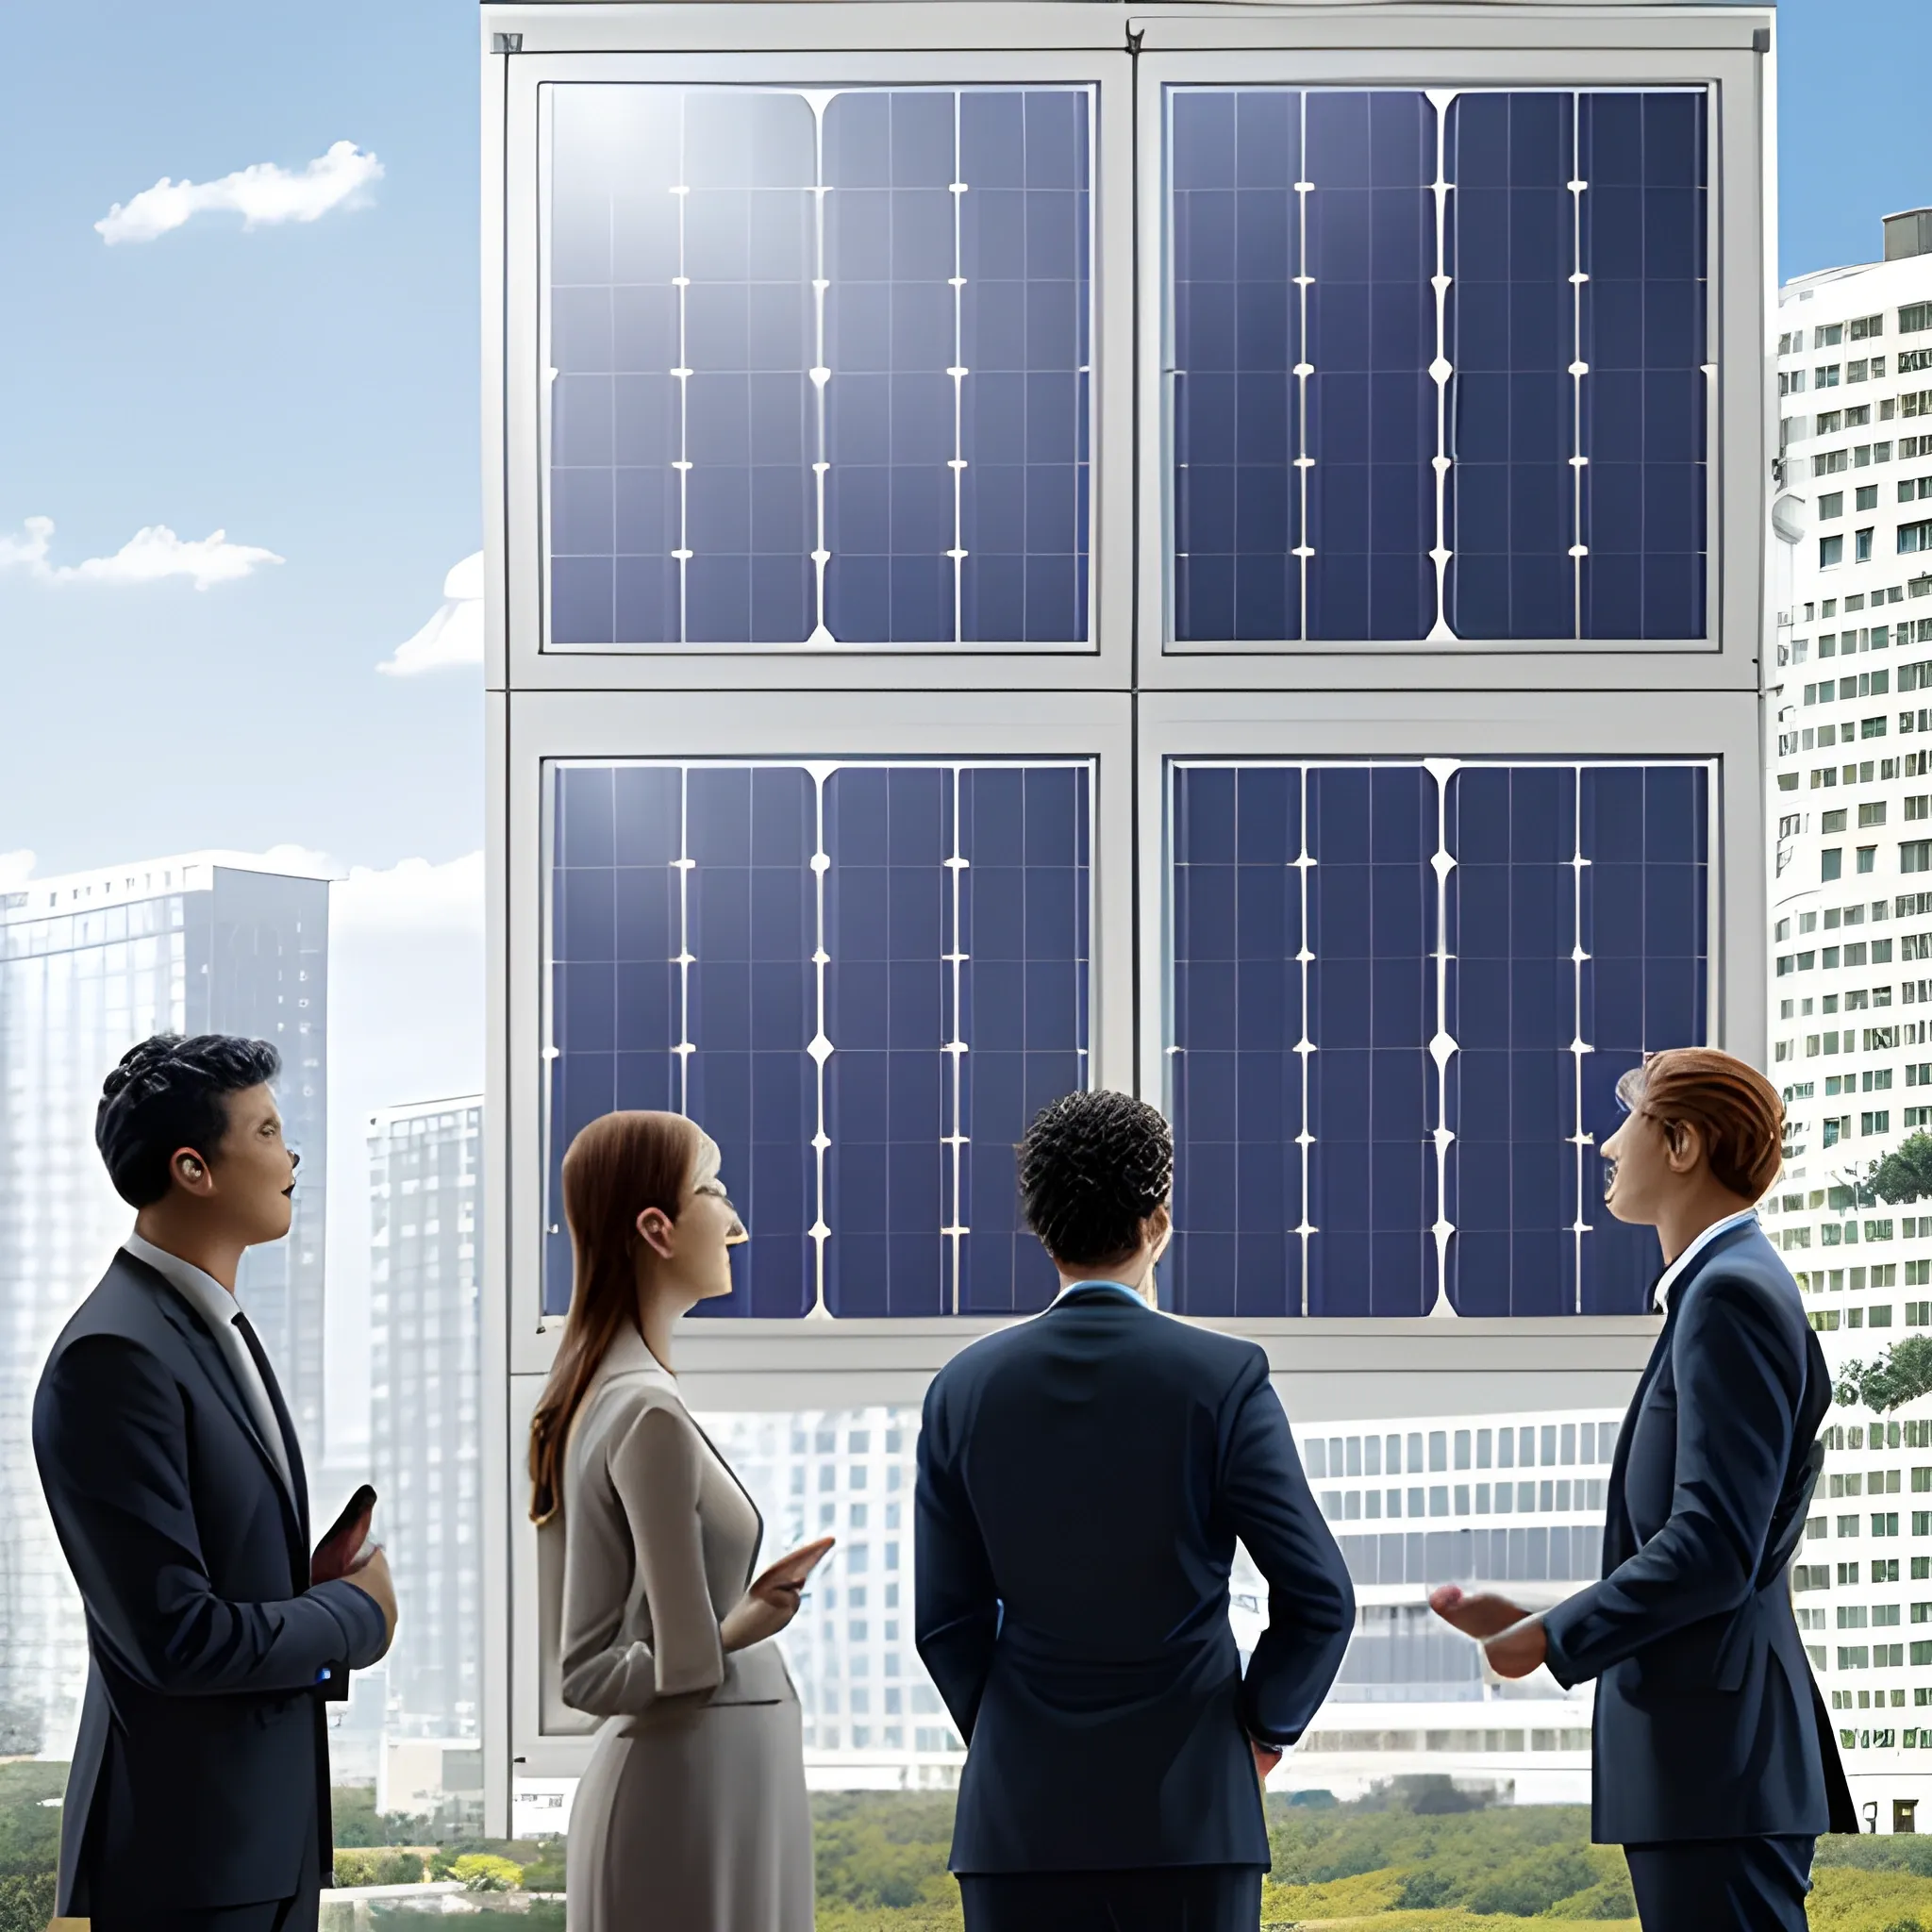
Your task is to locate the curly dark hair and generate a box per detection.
[94,1032,282,1208]
[1017,1090,1173,1268]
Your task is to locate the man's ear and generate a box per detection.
[171,1146,216,1199]
[635,1206,676,1261]
[1663,1120,1706,1177]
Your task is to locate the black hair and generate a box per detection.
[1017,1090,1173,1268]
[94,1032,282,1208]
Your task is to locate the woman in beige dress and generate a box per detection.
[529,1110,830,1930]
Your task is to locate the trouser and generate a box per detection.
[1623,1834,1816,1932]
[90,1814,322,1932]
[958,1864,1265,1932]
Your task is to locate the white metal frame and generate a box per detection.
[498,44,1134,692]
[1136,32,1773,690]
[480,0,1777,1823]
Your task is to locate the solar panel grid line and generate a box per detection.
[810,94,834,646]
[1570,96,1587,642]
[943,764,967,1314]
[808,763,832,1313]
[1568,761,1591,1312]
[1296,762,1315,1309]
[1425,92,1456,646]
[1425,756,1457,1311]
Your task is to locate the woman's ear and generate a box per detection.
[635,1205,676,1261]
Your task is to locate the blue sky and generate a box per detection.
[0,0,1925,882]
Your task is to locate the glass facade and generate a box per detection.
[1167,88,1708,644]
[1166,761,1710,1317]
[544,84,1093,648]
[0,860,327,1757]
[544,760,1092,1317]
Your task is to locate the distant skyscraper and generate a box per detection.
[369,1096,483,1738]
[1763,207,1932,1814]
[0,853,328,1754]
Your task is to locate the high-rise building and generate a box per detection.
[1763,208,1932,1827]
[369,1096,484,1740]
[0,853,329,1755]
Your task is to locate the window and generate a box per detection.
[1818,324,1844,348]
[1857,486,1879,512]
[542,83,1097,649]
[1167,760,1708,1316]
[1857,528,1874,563]
[1852,314,1884,341]
[1901,478,1932,504]
[1817,366,1842,389]
[1819,410,1844,435]
[1858,846,1878,873]
[1903,522,1932,556]
[1816,451,1849,477]
[1904,348,1932,376]
[1823,535,1844,568]
[1861,802,1888,826]
[1824,808,1848,833]
[1906,842,1932,874]
[1824,848,1844,881]
[543,758,1092,1315]
[1819,492,1845,520]
[1904,304,1932,336]
[1165,86,1708,645]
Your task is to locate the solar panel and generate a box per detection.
[1167,759,1709,1317]
[1168,87,1707,645]
[544,759,1091,1317]
[545,85,1093,648]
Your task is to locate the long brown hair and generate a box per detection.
[528,1110,702,1524]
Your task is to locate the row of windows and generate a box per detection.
[1778,315,1890,354]
[1298,1729,1591,1755]
[1784,357,1891,394]
[1319,1479,1606,1522]
[1305,1421,1609,1479]
[1818,481,1932,518]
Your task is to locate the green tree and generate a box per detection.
[1837,1335,1932,1412]
[0,1870,56,1932]
[1873,1134,1932,1205]
[451,1852,525,1892]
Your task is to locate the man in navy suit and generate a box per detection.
[34,1034,397,1932]
[916,1091,1355,1932]
[1432,1047,1854,1931]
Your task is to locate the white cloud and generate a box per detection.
[0,850,36,891]
[378,551,484,675]
[0,518,281,590]
[95,141,384,245]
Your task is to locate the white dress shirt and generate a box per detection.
[125,1230,294,1496]
[1652,1207,1761,1314]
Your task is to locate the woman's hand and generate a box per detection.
[1429,1583,1547,1679]
[721,1537,835,1653]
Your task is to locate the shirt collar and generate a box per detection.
[1048,1278,1150,1309]
[1653,1207,1760,1313]
[125,1229,240,1333]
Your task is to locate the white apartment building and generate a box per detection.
[1765,207,1932,1833]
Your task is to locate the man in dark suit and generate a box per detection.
[916,1091,1355,1932]
[34,1033,397,1932]
[1432,1047,1854,1932]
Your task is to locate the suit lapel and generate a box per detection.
[121,1256,307,1559]
[1600,1219,1762,1566]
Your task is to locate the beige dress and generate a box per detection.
[555,1326,812,1931]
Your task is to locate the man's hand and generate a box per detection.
[1428,1584,1530,1640]
[1483,1618,1548,1680]
[1252,1739,1283,1788]
[340,1545,398,1652]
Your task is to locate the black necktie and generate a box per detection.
[231,1306,301,1489]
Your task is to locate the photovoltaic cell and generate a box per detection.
[1167,87,1708,645]
[543,760,1091,1318]
[545,85,1092,649]
[1167,760,1708,1318]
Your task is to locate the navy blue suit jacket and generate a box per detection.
[915,1285,1355,1874]
[1541,1221,1856,1844]
[33,1251,388,1914]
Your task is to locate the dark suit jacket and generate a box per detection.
[915,1284,1355,1874]
[33,1250,389,1914]
[1541,1220,1856,1844]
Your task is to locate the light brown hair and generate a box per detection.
[527,1110,702,1524]
[1614,1047,1785,1202]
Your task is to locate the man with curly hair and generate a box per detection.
[915,1089,1354,1932]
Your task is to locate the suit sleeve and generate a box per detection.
[1221,1353,1357,1748]
[32,1334,386,1698]
[1541,1273,1799,1688]
[913,1371,1000,1743]
[560,1405,726,1714]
